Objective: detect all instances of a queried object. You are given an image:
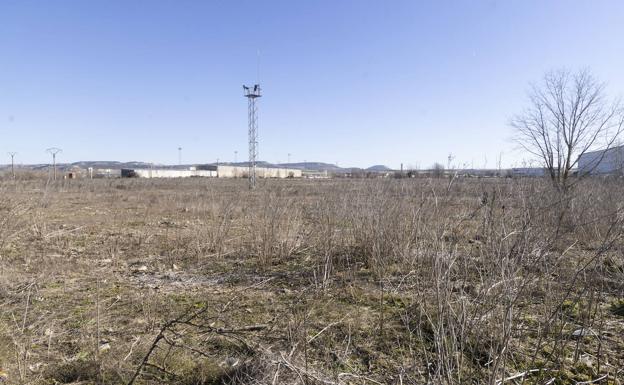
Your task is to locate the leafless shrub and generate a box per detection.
[1,177,623,384]
[243,186,305,265]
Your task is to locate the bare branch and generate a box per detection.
[512,69,623,190]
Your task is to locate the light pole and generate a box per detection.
[8,152,17,179]
[46,147,62,180]
[234,150,238,163]
[178,146,182,166]
[288,153,291,164]
[243,83,261,189]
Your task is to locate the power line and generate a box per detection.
[8,152,17,179]
[46,147,62,180]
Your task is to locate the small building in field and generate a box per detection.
[578,145,624,175]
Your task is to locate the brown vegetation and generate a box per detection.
[0,177,623,384]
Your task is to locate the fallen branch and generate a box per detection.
[217,324,269,333]
[127,278,275,385]
[278,352,335,385]
[495,368,543,384]
[338,372,384,384]
[576,374,608,384]
[307,316,347,344]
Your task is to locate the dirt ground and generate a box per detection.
[0,177,623,384]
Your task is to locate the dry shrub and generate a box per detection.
[1,177,623,384]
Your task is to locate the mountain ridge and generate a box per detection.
[2,160,394,173]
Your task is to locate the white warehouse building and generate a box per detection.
[578,145,624,175]
[121,165,302,179]
[121,169,217,178]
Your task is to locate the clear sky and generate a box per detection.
[1,1,623,168]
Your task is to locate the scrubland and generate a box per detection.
[0,176,623,384]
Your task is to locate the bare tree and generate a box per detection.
[511,69,623,190]
[431,162,445,178]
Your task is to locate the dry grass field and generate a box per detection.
[0,177,623,384]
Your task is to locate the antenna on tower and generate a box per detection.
[243,83,261,189]
[256,50,261,84]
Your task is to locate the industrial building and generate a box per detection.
[121,165,302,179]
[511,168,546,177]
[121,168,217,178]
[216,165,302,178]
[578,145,624,175]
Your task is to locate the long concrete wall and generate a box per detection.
[132,169,217,178]
[123,166,302,179]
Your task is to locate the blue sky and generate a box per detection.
[1,1,623,168]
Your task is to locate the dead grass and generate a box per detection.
[0,177,623,384]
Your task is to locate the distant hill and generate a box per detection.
[10,160,393,173]
[278,162,343,171]
[366,165,392,172]
[35,161,197,171]
[218,161,347,172]
[68,161,155,169]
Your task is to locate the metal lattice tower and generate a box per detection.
[243,84,261,189]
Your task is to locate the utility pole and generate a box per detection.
[46,147,62,180]
[8,152,17,179]
[243,83,261,189]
